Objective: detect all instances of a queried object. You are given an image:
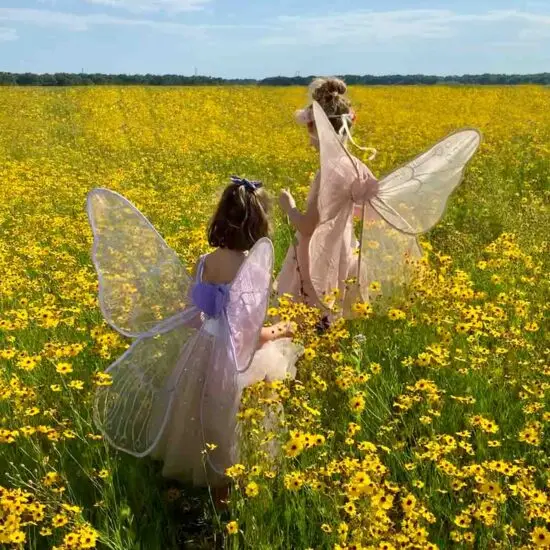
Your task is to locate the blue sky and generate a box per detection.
[0,0,549,77]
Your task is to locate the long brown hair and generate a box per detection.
[207,180,271,251]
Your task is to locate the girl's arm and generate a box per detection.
[285,203,319,237]
[279,172,321,237]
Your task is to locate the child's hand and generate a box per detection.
[264,321,296,342]
[279,189,296,214]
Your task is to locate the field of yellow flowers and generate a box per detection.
[0,85,549,550]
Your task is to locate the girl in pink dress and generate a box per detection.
[277,78,481,319]
[276,77,378,318]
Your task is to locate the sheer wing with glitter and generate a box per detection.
[87,188,200,456]
[87,188,190,338]
[201,237,274,475]
[309,101,481,303]
[369,129,481,235]
[308,101,378,305]
[359,129,481,298]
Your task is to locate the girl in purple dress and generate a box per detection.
[87,178,302,501]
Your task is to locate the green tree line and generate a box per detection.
[1,72,549,86]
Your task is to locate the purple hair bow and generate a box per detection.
[230,175,262,192]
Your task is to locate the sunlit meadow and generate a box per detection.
[0,85,548,549]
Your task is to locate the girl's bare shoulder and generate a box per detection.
[202,249,246,285]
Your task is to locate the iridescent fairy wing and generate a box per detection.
[358,202,423,300]
[358,129,480,300]
[87,188,190,338]
[93,313,202,457]
[225,237,274,373]
[370,129,481,235]
[309,101,378,305]
[201,237,274,475]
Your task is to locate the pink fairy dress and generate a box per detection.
[276,112,378,316]
[87,188,302,488]
[277,102,481,315]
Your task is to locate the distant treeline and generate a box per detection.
[1,72,550,87]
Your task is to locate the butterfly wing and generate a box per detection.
[200,237,274,475]
[93,311,203,457]
[358,202,423,300]
[226,237,274,373]
[357,129,480,300]
[370,129,481,234]
[309,101,377,306]
[87,188,190,338]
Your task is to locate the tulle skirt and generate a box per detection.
[150,337,302,487]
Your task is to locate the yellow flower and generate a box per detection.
[532,527,550,547]
[284,436,304,458]
[245,481,259,498]
[10,531,26,544]
[68,379,85,390]
[314,434,325,446]
[284,472,304,491]
[64,532,80,547]
[226,521,239,535]
[401,493,416,515]
[343,501,356,517]
[43,471,61,486]
[369,362,382,374]
[80,530,98,549]
[454,514,472,528]
[304,347,316,360]
[349,394,365,414]
[372,491,393,510]
[94,372,113,386]
[56,362,73,375]
[225,464,246,478]
[388,308,405,321]
[52,513,69,528]
[479,480,501,497]
[337,522,349,540]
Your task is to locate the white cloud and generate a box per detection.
[0,26,18,41]
[0,8,265,37]
[2,6,550,52]
[262,8,550,46]
[83,0,211,14]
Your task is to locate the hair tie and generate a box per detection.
[230,175,262,192]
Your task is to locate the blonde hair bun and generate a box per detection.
[307,77,352,133]
[309,77,347,103]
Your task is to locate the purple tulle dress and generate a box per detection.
[86,188,302,489]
